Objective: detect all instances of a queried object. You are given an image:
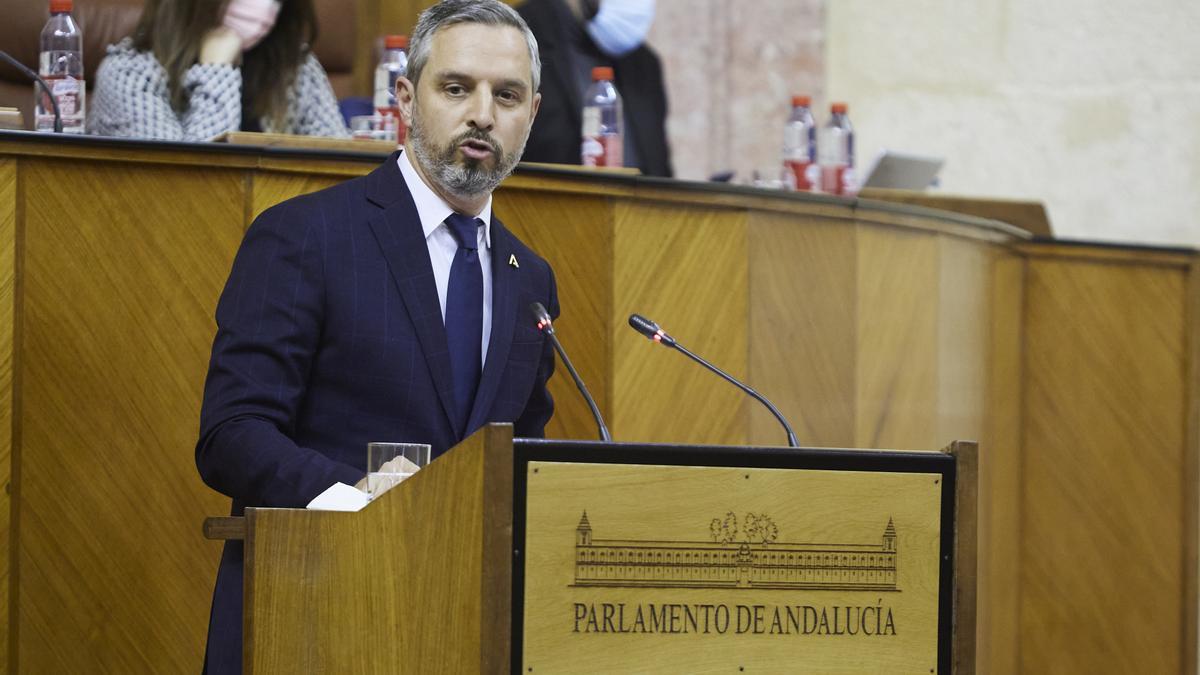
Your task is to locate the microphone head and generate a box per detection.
[628,313,660,338]
[529,302,555,334]
[628,313,675,347]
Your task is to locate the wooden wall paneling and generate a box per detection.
[379,0,431,37]
[860,189,1053,239]
[0,143,262,172]
[746,212,856,448]
[0,157,15,671]
[377,0,521,38]
[933,236,996,671]
[948,440,981,673]
[249,171,356,224]
[979,252,1024,675]
[354,0,383,95]
[611,201,748,445]
[1020,255,1188,674]
[17,159,243,671]
[494,187,613,441]
[934,237,991,445]
[853,225,939,450]
[1188,260,1200,675]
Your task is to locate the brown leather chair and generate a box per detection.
[0,0,360,131]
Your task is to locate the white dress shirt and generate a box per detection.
[397,150,493,367]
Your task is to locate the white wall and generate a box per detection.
[826,0,1200,246]
[646,0,1200,245]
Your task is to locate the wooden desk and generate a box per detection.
[0,131,1195,673]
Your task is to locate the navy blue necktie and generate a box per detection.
[444,213,484,434]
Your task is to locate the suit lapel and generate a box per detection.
[364,154,459,433]
[467,218,519,431]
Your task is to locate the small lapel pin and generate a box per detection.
[509,254,519,268]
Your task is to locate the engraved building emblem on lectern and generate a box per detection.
[573,511,899,591]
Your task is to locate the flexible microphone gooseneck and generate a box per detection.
[0,50,63,133]
[530,302,612,442]
[628,313,799,448]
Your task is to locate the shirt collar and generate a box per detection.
[398,149,493,249]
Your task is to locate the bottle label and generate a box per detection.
[582,134,622,168]
[783,126,816,163]
[35,75,85,132]
[820,164,858,196]
[52,77,81,115]
[582,107,602,137]
[373,107,407,144]
[373,68,401,110]
[784,160,816,191]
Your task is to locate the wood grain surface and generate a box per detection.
[980,253,1025,674]
[0,157,15,672]
[748,213,856,448]
[1188,264,1200,675]
[860,188,1054,238]
[15,157,242,671]
[935,238,992,446]
[374,0,521,47]
[494,188,614,443]
[246,424,512,673]
[855,226,940,450]
[250,170,354,223]
[1020,256,1188,674]
[947,441,979,674]
[612,201,749,445]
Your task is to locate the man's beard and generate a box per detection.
[407,106,526,200]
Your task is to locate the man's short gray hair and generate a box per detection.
[407,0,542,93]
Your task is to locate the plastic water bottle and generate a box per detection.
[581,67,623,168]
[782,95,817,191]
[373,34,408,143]
[36,0,85,133]
[819,102,856,196]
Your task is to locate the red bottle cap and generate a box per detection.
[384,35,408,50]
[831,102,849,114]
[591,66,614,81]
[50,0,72,13]
[791,95,811,107]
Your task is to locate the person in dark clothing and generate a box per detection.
[195,1,555,671]
[516,0,673,177]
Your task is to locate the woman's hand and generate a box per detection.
[199,26,243,65]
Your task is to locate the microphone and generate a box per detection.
[0,50,62,133]
[628,313,799,448]
[530,302,612,442]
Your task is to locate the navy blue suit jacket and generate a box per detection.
[196,152,557,673]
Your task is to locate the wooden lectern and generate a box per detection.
[206,424,977,673]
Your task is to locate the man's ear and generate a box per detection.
[528,91,542,128]
[396,76,416,127]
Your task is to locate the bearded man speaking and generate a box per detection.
[193,1,556,671]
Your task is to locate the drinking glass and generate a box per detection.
[365,442,430,500]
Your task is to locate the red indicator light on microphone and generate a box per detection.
[652,334,661,342]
